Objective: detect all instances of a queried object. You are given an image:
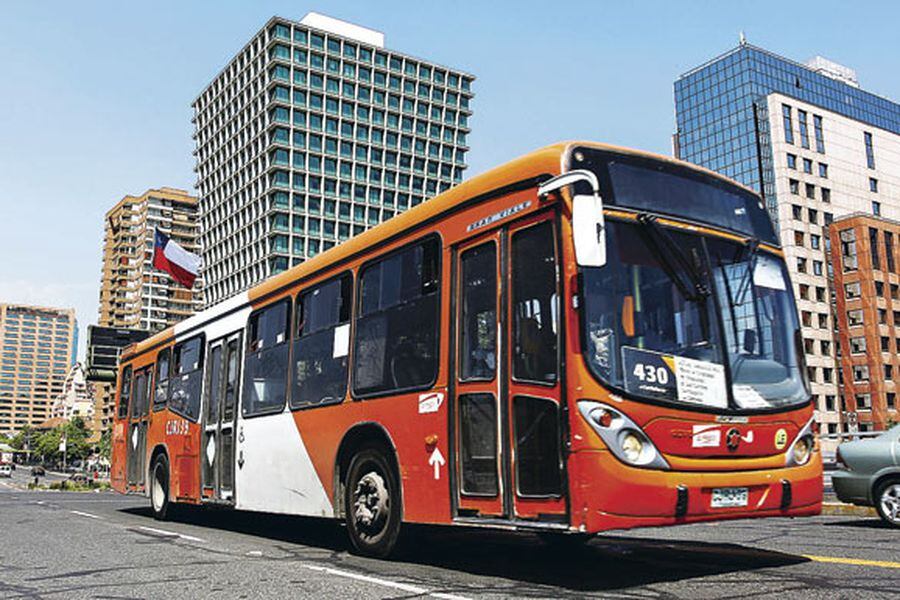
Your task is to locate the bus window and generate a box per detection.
[205,344,223,423]
[130,370,149,419]
[117,366,133,419]
[511,222,558,384]
[513,396,562,496]
[243,301,290,416]
[291,273,352,408]
[222,337,240,422]
[169,336,204,421]
[154,348,170,409]
[459,243,497,381]
[353,237,440,396]
[459,393,499,495]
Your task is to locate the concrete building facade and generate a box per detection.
[829,213,900,433]
[674,43,900,435]
[0,304,77,435]
[51,363,95,423]
[99,187,203,332]
[192,13,474,306]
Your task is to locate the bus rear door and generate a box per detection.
[201,332,242,503]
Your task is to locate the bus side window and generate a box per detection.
[511,222,558,384]
[243,300,290,416]
[353,237,440,396]
[222,338,240,422]
[154,348,170,409]
[117,366,133,419]
[169,336,204,421]
[291,273,352,408]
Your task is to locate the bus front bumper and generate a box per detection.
[570,450,823,533]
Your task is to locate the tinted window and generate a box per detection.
[243,301,290,415]
[292,274,352,408]
[353,238,440,396]
[154,349,170,408]
[514,396,562,496]
[570,147,777,245]
[222,337,241,422]
[512,223,558,383]
[459,393,498,495]
[169,336,204,421]
[117,366,133,419]
[205,344,223,423]
[130,370,149,419]
[459,243,496,381]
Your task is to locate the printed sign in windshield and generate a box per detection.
[622,346,727,409]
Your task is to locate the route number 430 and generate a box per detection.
[633,363,670,385]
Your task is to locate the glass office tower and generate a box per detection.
[674,42,900,222]
[193,13,474,307]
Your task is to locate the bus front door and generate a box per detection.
[201,332,242,504]
[126,368,151,490]
[453,213,567,523]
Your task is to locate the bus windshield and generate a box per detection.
[581,219,807,411]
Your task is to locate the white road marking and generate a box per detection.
[137,525,205,543]
[69,510,103,520]
[303,564,472,600]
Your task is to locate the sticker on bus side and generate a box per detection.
[418,392,444,414]
[621,346,727,409]
[466,200,532,233]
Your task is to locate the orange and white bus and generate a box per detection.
[112,142,822,557]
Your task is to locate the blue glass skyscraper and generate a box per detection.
[674,41,900,223]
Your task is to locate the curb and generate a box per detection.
[821,502,877,517]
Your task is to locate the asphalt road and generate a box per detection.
[1,471,898,599]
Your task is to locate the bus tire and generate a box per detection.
[150,454,171,521]
[344,446,401,558]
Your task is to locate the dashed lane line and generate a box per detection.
[137,526,206,543]
[303,564,473,600]
[803,554,900,570]
[69,509,103,520]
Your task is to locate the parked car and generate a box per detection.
[833,425,900,528]
[30,465,46,477]
[0,464,12,478]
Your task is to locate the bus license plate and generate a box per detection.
[711,487,749,508]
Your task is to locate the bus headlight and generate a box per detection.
[577,401,669,470]
[620,432,644,463]
[784,418,817,468]
[791,436,812,466]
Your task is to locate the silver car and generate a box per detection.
[832,425,900,528]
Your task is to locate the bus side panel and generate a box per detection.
[111,418,127,493]
[235,410,334,516]
[294,390,453,525]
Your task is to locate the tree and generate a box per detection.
[32,418,92,464]
[98,429,112,461]
[9,426,34,451]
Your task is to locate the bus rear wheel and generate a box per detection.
[344,447,401,558]
[150,455,171,521]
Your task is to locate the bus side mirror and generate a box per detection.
[538,169,607,268]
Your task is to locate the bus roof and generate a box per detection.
[122,141,754,360]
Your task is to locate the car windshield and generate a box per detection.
[581,219,808,411]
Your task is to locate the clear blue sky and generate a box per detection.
[1,0,898,357]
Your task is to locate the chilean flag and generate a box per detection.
[152,228,201,289]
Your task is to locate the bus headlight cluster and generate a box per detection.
[578,401,669,470]
[784,418,817,468]
[791,436,813,466]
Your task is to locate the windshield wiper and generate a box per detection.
[732,237,760,304]
[636,214,710,302]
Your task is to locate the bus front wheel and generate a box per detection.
[344,446,401,558]
[150,455,171,521]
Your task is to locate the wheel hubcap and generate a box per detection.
[152,468,165,512]
[880,484,900,524]
[353,470,389,535]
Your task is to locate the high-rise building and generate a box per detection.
[0,304,77,435]
[85,326,148,435]
[674,42,900,437]
[829,213,900,433]
[99,187,203,332]
[193,13,475,306]
[96,187,202,436]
